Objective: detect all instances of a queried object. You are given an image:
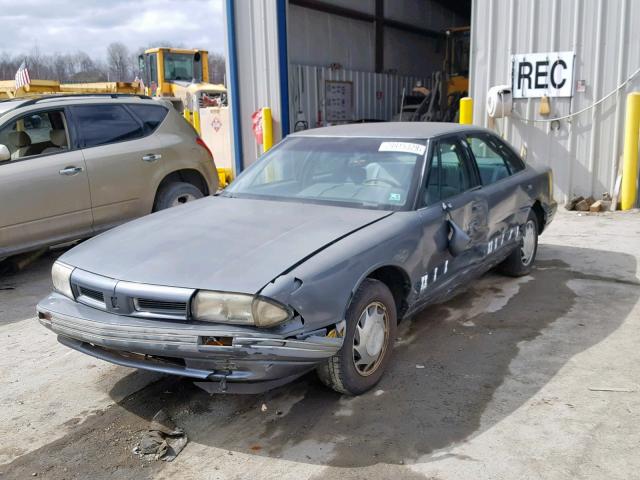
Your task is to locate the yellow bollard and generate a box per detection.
[459,97,473,125]
[621,92,640,210]
[262,107,273,152]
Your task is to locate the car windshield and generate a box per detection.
[224,136,427,210]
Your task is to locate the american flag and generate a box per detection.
[15,61,31,89]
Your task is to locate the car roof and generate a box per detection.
[0,100,25,115]
[289,122,492,139]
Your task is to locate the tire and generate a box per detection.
[154,182,204,211]
[317,278,397,395]
[497,210,539,277]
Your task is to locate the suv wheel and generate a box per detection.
[317,279,397,395]
[154,182,204,211]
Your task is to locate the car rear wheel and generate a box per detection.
[497,209,539,277]
[154,182,204,211]
[317,278,397,395]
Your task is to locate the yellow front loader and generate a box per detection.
[138,48,233,186]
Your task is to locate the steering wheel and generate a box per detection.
[363,177,401,188]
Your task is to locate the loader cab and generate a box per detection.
[138,48,210,98]
[444,27,470,95]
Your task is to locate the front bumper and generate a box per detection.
[37,293,342,393]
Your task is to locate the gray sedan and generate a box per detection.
[37,123,557,395]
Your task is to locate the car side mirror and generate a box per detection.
[442,201,471,256]
[0,144,10,162]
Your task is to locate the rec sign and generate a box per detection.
[511,51,575,98]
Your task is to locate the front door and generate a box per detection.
[415,136,489,304]
[0,109,92,256]
[69,104,160,230]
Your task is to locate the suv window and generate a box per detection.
[424,139,473,205]
[0,110,69,161]
[464,135,524,185]
[128,104,168,134]
[72,105,144,148]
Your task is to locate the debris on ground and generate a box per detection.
[565,193,613,212]
[132,409,188,462]
[261,403,268,412]
[415,364,425,369]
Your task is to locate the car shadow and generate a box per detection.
[0,249,67,326]
[99,243,638,467]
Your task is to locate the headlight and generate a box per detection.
[191,291,292,327]
[51,262,74,299]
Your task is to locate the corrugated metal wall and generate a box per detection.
[231,0,284,167]
[470,0,640,203]
[289,0,466,78]
[290,64,427,129]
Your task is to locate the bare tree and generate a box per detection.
[0,44,224,86]
[208,52,226,85]
[107,42,131,81]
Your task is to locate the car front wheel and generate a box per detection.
[317,278,397,395]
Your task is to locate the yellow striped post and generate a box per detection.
[621,92,640,210]
[459,97,473,125]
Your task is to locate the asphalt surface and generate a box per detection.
[1,210,639,480]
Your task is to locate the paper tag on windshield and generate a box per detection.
[378,141,426,156]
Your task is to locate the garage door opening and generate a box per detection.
[287,0,472,132]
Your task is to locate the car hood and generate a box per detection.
[60,196,393,293]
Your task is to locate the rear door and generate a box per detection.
[69,103,166,230]
[461,133,528,260]
[415,136,489,304]
[0,108,92,256]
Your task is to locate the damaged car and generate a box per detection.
[37,123,556,395]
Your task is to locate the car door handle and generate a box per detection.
[142,153,162,162]
[59,166,83,176]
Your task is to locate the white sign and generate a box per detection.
[325,80,353,122]
[511,51,575,98]
[378,141,426,156]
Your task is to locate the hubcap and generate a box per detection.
[520,220,536,266]
[171,193,198,207]
[353,301,389,376]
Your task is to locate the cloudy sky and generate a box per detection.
[0,0,226,58]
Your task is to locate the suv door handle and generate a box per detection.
[59,166,83,176]
[142,153,162,162]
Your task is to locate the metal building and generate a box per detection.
[471,0,639,203]
[226,0,639,204]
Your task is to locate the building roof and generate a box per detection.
[290,122,490,139]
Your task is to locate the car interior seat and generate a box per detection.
[41,130,68,155]
[347,163,367,184]
[8,131,34,159]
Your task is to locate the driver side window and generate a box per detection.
[0,110,69,162]
[424,138,473,206]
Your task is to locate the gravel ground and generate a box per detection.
[1,210,639,480]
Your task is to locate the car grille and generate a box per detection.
[77,286,105,305]
[134,298,188,316]
[70,269,195,321]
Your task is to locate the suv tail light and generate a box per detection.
[196,137,213,160]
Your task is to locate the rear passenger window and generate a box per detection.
[127,104,168,134]
[72,105,143,148]
[424,139,473,205]
[464,135,522,185]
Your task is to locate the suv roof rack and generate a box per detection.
[15,93,152,109]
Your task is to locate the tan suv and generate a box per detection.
[0,94,219,259]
